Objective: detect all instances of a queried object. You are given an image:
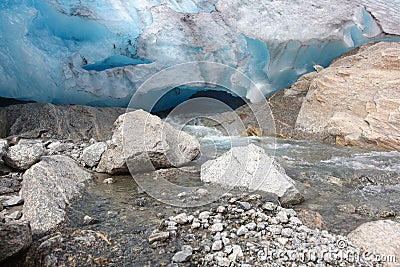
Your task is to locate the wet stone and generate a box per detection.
[172,250,192,263]
[148,232,170,243]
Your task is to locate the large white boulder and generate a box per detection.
[97,110,200,175]
[201,144,303,205]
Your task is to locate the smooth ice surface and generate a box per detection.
[0,0,399,110]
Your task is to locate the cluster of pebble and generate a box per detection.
[149,194,374,266]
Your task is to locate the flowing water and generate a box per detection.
[66,114,400,236]
[35,113,400,265]
[33,112,397,265]
[168,114,400,234]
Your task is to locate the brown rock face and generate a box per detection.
[268,72,318,140]
[295,42,400,151]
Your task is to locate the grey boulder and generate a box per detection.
[0,222,32,262]
[201,144,303,205]
[3,139,45,170]
[21,155,92,234]
[97,110,200,175]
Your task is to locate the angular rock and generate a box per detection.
[21,155,92,234]
[2,196,24,207]
[348,220,400,266]
[148,232,170,243]
[80,142,107,168]
[5,211,22,221]
[0,222,32,262]
[228,245,243,261]
[3,139,45,170]
[236,226,249,236]
[0,103,125,141]
[201,144,303,205]
[172,250,192,263]
[103,178,115,184]
[97,110,200,175]
[199,211,211,220]
[172,213,191,225]
[276,210,289,224]
[210,223,224,233]
[296,42,400,151]
[236,201,251,211]
[212,240,223,251]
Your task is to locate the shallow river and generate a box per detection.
[38,114,400,266]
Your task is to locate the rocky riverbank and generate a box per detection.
[0,105,399,266]
[16,187,400,267]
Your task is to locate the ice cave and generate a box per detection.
[0,0,400,111]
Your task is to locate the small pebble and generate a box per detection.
[237,226,249,236]
[148,232,170,243]
[172,250,192,263]
[83,215,99,225]
[210,223,224,233]
[212,240,223,251]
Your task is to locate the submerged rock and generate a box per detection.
[3,139,45,170]
[97,110,200,175]
[201,144,303,205]
[83,215,99,226]
[0,103,125,141]
[0,222,32,262]
[21,155,92,234]
[348,220,400,266]
[296,209,327,230]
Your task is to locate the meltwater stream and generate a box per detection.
[40,113,400,265]
[72,113,400,230]
[172,115,400,233]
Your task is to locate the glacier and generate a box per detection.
[0,0,399,110]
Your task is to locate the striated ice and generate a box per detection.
[0,0,399,110]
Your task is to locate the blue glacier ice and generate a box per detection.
[0,0,399,110]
